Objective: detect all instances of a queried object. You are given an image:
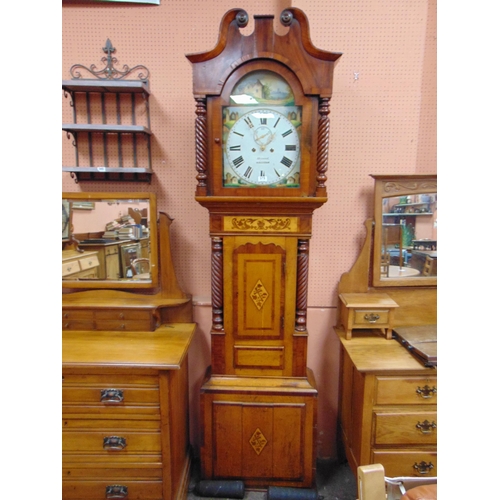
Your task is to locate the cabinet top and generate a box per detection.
[335,328,435,373]
[62,323,196,372]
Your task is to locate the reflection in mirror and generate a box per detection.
[62,193,157,289]
[372,175,437,287]
[381,193,437,278]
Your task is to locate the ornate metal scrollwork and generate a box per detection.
[415,419,436,434]
[100,389,124,403]
[103,436,127,450]
[416,385,437,399]
[413,461,434,475]
[105,485,128,499]
[69,39,150,81]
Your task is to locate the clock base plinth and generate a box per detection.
[199,368,318,489]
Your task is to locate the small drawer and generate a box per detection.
[372,450,437,477]
[80,256,99,271]
[94,319,155,331]
[62,430,161,453]
[62,480,163,499]
[375,376,437,405]
[353,309,390,326]
[94,310,153,321]
[62,260,81,277]
[63,319,95,330]
[63,310,94,320]
[374,410,437,445]
[105,245,120,256]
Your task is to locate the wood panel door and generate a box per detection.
[222,236,298,376]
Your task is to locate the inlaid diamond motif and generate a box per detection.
[250,280,269,310]
[249,428,268,455]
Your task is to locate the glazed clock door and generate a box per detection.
[207,60,318,198]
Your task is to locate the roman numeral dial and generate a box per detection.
[224,107,301,187]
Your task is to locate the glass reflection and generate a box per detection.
[62,198,150,281]
[381,193,437,278]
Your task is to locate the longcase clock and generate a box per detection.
[186,8,341,489]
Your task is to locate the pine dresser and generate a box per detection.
[336,328,437,477]
[62,324,196,500]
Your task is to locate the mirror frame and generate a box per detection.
[62,192,158,290]
[371,174,437,287]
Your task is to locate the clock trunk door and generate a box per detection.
[225,237,297,376]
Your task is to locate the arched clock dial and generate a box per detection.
[224,108,301,187]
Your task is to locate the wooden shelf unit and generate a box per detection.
[62,78,153,183]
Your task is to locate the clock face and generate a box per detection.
[223,107,301,187]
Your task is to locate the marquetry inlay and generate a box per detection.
[224,217,298,232]
[249,428,268,455]
[250,280,269,310]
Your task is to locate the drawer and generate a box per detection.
[372,450,437,477]
[63,260,81,277]
[62,480,162,499]
[353,309,390,326]
[63,386,159,406]
[94,320,155,332]
[62,430,161,453]
[93,310,155,331]
[375,376,437,405]
[63,374,158,386]
[373,410,437,445]
[63,320,95,330]
[63,465,162,480]
[105,246,120,256]
[63,419,160,431]
[63,310,94,320]
[80,255,99,271]
[94,310,153,321]
[62,374,159,408]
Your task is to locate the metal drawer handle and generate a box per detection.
[105,485,128,498]
[364,313,380,323]
[100,389,124,403]
[415,420,436,434]
[103,436,127,450]
[416,385,437,399]
[413,461,434,475]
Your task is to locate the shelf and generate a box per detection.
[383,212,433,217]
[395,202,430,207]
[62,79,150,95]
[62,166,153,183]
[63,123,152,135]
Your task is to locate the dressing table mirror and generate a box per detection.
[62,192,158,289]
[372,174,437,287]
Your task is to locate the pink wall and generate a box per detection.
[62,0,436,460]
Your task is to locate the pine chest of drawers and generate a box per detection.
[336,328,437,478]
[62,324,196,500]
